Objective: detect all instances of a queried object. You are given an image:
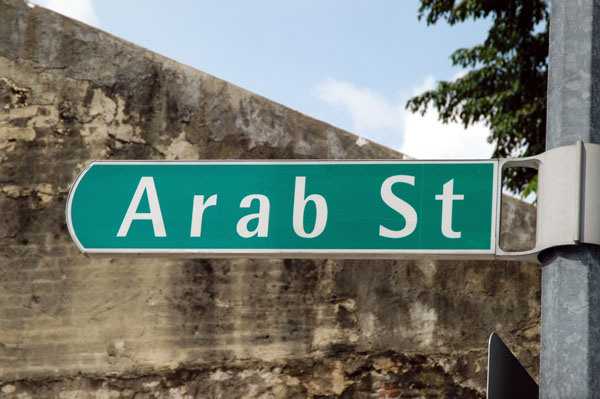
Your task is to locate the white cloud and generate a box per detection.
[312,76,494,160]
[30,0,100,27]
[401,106,493,160]
[312,78,404,148]
[411,75,436,97]
[402,75,493,159]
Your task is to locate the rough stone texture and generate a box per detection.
[499,195,537,252]
[0,0,540,397]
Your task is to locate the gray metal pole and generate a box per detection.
[541,0,600,397]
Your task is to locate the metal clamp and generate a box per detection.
[496,142,600,263]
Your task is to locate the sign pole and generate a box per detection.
[541,0,600,396]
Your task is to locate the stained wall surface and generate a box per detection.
[0,1,540,397]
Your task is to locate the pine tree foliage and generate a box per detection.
[406,0,549,192]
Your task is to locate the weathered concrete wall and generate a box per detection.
[0,0,539,397]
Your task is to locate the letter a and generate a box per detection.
[293,177,328,238]
[117,176,166,237]
[237,194,270,238]
[379,175,417,238]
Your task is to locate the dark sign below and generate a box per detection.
[487,332,538,399]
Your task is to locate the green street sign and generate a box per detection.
[66,160,498,258]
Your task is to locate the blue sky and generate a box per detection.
[30,0,494,160]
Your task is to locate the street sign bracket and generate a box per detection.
[494,157,541,263]
[495,142,600,263]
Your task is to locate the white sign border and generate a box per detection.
[66,159,499,259]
